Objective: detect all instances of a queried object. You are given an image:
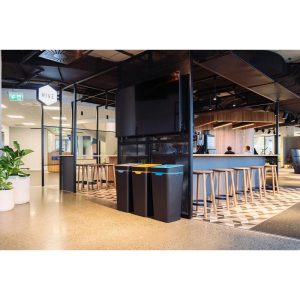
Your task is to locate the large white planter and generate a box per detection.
[9,176,30,204]
[0,189,15,212]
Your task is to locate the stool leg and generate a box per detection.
[230,171,237,206]
[261,168,266,197]
[247,169,254,202]
[105,165,109,188]
[81,166,85,190]
[243,170,247,204]
[203,174,207,218]
[274,167,279,193]
[225,171,230,210]
[209,173,217,213]
[86,166,90,191]
[113,165,116,188]
[76,166,79,192]
[236,170,239,202]
[258,169,262,201]
[196,174,199,212]
[218,172,221,198]
[271,167,275,195]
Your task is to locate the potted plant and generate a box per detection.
[0,166,14,212]
[0,141,34,205]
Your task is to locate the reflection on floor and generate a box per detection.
[193,187,300,230]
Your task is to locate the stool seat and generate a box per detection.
[213,168,233,172]
[233,167,250,170]
[250,166,264,169]
[193,170,213,174]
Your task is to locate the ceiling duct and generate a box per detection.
[39,50,89,65]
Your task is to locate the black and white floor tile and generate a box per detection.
[78,186,117,204]
[193,187,300,229]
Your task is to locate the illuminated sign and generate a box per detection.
[38,85,58,106]
[9,92,24,101]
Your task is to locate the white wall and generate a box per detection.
[9,127,41,171]
[212,127,254,154]
[2,124,10,146]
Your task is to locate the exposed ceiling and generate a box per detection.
[2,50,300,126]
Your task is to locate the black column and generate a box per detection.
[41,103,45,187]
[275,100,280,173]
[59,89,63,190]
[71,85,77,192]
[96,105,100,164]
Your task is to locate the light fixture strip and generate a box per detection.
[232,123,255,130]
[213,122,232,129]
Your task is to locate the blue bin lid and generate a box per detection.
[151,164,184,169]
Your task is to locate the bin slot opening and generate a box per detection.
[153,172,184,175]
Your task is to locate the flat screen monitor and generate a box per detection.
[116,72,182,137]
[135,73,181,136]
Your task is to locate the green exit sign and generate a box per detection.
[9,92,24,102]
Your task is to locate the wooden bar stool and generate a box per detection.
[233,167,253,203]
[250,166,266,200]
[213,168,237,210]
[264,165,279,195]
[76,164,85,191]
[193,170,217,218]
[102,163,116,188]
[87,164,100,190]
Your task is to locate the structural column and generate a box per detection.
[41,102,45,186]
[59,89,63,190]
[275,99,280,173]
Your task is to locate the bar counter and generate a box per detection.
[193,154,278,200]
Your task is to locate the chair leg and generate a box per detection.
[203,174,207,218]
[209,173,217,213]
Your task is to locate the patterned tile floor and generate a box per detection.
[78,185,117,206]
[193,187,300,229]
[78,184,300,231]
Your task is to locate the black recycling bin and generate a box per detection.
[150,164,184,223]
[131,164,161,217]
[115,163,139,212]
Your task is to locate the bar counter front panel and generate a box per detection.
[192,154,277,200]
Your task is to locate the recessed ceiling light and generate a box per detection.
[7,115,24,119]
[43,106,60,110]
[22,122,35,126]
[52,116,66,120]
[62,123,70,127]
[1,104,7,109]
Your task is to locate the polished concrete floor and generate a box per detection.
[1,185,300,250]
